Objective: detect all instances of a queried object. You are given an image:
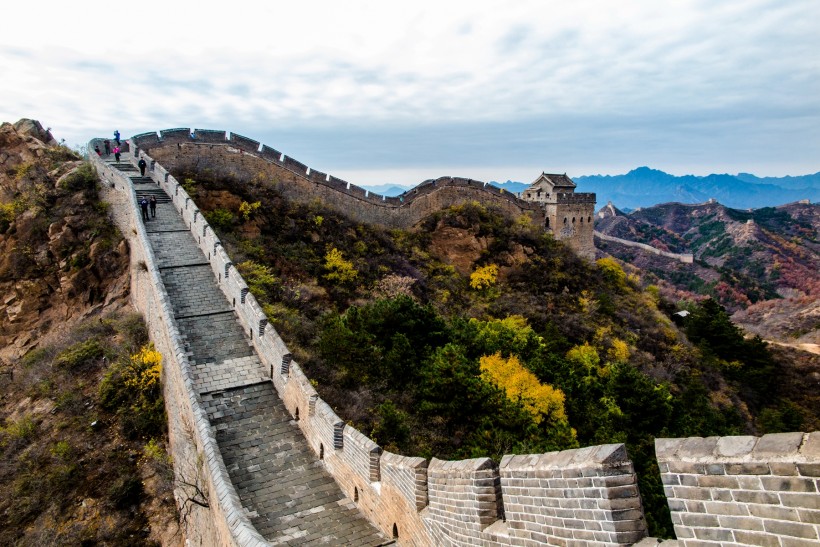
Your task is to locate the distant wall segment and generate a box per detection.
[132,128,596,259]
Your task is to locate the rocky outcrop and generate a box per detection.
[0,119,130,362]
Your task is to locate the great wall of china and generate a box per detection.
[87,130,820,546]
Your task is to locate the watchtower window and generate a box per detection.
[563,217,568,225]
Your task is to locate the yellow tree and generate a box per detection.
[480,352,568,425]
[324,247,358,283]
[470,264,498,290]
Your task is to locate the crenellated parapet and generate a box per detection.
[656,432,820,545]
[130,128,602,258]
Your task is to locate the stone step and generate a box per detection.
[105,157,388,545]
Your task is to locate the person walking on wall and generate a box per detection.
[138,157,147,176]
[104,140,111,156]
[139,197,149,222]
[114,130,120,145]
[113,145,121,162]
[149,196,157,218]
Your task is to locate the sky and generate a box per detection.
[1,0,818,187]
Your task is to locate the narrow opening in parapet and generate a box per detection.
[392,524,398,539]
[545,218,550,228]
[572,217,576,224]
[295,407,300,420]
[232,298,235,307]
[354,487,359,502]
[588,216,592,223]
[319,444,324,459]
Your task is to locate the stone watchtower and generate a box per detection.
[520,173,596,259]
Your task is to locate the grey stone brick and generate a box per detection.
[762,518,818,539]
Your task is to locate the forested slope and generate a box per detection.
[172,166,818,537]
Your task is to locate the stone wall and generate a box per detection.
[595,232,695,263]
[656,432,820,546]
[89,141,267,547]
[131,128,598,259]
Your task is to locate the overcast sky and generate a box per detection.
[1,0,818,186]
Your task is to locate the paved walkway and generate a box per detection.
[109,156,390,545]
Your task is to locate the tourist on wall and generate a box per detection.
[113,145,121,162]
[138,157,147,176]
[139,197,149,221]
[149,196,157,218]
[114,129,120,145]
[104,140,110,156]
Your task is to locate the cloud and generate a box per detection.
[1,0,817,177]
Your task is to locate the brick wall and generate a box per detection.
[132,128,602,256]
[656,432,820,546]
[89,141,267,547]
[500,444,647,545]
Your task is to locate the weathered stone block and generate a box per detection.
[717,514,763,531]
[726,462,771,475]
[733,529,781,547]
[679,512,719,528]
[780,492,820,510]
[753,432,804,458]
[748,504,799,521]
[797,463,820,477]
[760,476,817,493]
[693,526,734,542]
[696,474,739,489]
[716,435,757,457]
[763,518,819,539]
[770,462,800,476]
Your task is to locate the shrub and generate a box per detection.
[204,208,235,232]
[99,344,165,439]
[470,264,498,290]
[53,338,105,370]
[324,247,358,284]
[59,162,98,192]
[239,200,261,221]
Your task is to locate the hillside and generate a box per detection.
[595,199,819,348]
[171,161,820,538]
[0,120,178,545]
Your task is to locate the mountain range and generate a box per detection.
[363,168,820,210]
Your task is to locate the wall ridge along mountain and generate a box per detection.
[89,132,820,546]
[131,128,596,259]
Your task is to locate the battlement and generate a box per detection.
[130,127,566,239]
[557,192,597,204]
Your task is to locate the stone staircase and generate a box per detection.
[109,155,390,545]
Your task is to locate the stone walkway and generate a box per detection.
[110,156,390,545]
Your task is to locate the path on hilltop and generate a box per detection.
[111,156,390,546]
